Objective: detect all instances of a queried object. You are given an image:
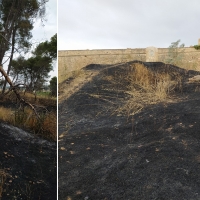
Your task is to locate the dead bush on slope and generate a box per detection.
[117,63,183,116]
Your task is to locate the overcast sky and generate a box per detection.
[58,0,200,50]
[32,0,57,46]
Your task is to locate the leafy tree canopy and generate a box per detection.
[10,34,56,91]
[0,0,48,63]
[11,55,52,91]
[33,34,57,60]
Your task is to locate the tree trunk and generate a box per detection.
[0,65,21,100]
[2,27,16,94]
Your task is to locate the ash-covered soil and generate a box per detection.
[0,122,56,200]
[59,61,200,200]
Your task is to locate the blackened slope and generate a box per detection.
[0,123,56,200]
[59,61,200,200]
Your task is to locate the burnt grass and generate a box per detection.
[0,96,57,199]
[0,122,57,200]
[59,61,200,200]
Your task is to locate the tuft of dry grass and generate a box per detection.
[41,112,57,141]
[129,63,178,99]
[0,106,56,141]
[117,63,183,116]
[0,89,57,141]
[12,108,57,141]
[0,107,13,122]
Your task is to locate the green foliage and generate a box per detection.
[11,55,52,90]
[193,45,200,50]
[10,34,56,91]
[0,0,49,63]
[33,34,57,60]
[165,40,185,65]
[49,76,57,96]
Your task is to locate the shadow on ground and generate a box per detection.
[59,61,200,200]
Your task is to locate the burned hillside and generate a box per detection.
[59,61,200,200]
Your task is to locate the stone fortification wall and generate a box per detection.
[158,47,200,62]
[58,48,146,83]
[58,47,200,83]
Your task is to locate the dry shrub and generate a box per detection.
[0,90,56,141]
[0,106,56,141]
[13,108,57,141]
[129,63,177,100]
[131,64,155,90]
[0,107,13,122]
[118,63,182,116]
[41,112,57,141]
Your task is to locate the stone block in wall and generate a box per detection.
[146,47,158,62]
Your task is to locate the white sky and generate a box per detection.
[58,0,200,50]
[32,0,57,46]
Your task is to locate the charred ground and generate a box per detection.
[0,94,57,199]
[0,123,56,200]
[59,61,200,200]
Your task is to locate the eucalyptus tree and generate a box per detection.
[10,34,57,92]
[0,0,49,93]
[10,55,52,91]
[33,33,57,60]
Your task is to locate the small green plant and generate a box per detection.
[193,45,200,50]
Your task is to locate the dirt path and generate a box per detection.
[59,61,200,200]
[59,70,99,104]
[58,63,128,104]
